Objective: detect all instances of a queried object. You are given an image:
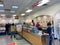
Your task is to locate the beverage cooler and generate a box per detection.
[0,24,6,35]
[54,11,60,39]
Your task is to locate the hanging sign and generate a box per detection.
[32,1,39,8]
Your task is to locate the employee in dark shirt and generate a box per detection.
[5,24,9,35]
[46,22,52,45]
[47,23,51,35]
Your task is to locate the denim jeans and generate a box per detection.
[46,35,52,45]
[10,32,16,38]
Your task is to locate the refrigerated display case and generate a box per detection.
[0,24,6,34]
[54,11,60,39]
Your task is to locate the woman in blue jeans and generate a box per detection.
[46,22,52,45]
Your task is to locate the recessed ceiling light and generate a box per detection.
[26,9,32,13]
[0,10,5,12]
[12,6,18,8]
[37,0,50,6]
[1,14,5,16]
[0,4,4,7]
[21,13,25,16]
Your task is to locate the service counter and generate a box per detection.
[19,28,48,45]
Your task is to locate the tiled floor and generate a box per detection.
[0,35,31,45]
[0,35,60,45]
[54,39,60,45]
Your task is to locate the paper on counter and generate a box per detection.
[43,33,49,35]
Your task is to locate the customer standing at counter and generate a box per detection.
[46,22,52,45]
[5,23,11,35]
[10,23,16,39]
[5,24,8,35]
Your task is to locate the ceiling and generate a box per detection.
[25,0,60,17]
[0,0,33,17]
[0,0,60,17]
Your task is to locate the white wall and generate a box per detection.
[27,3,60,19]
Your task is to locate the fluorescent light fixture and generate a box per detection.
[0,10,5,12]
[26,9,32,13]
[12,6,18,8]
[9,19,13,23]
[21,13,25,16]
[1,14,5,16]
[37,0,50,6]
[10,11,15,13]
[13,14,16,16]
[0,4,4,7]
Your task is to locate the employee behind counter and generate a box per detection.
[22,22,51,33]
[31,20,42,30]
[22,22,50,32]
[36,22,42,30]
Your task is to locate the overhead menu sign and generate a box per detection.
[32,1,39,8]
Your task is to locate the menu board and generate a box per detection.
[33,15,52,27]
[16,24,22,32]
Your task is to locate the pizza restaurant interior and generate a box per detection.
[0,0,60,45]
